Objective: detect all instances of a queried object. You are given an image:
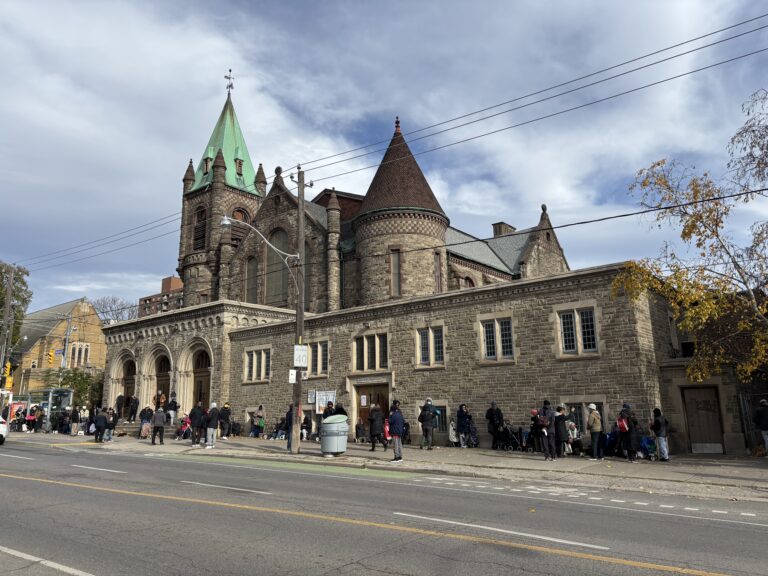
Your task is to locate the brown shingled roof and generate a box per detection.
[359,119,445,217]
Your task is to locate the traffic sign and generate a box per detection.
[293,344,308,368]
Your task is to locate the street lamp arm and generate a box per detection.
[220,216,301,296]
[221,216,299,260]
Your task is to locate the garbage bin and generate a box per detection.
[320,414,349,456]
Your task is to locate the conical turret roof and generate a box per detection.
[358,118,445,218]
[190,94,259,194]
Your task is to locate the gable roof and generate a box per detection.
[445,228,510,273]
[486,227,535,274]
[190,94,259,195]
[358,119,446,219]
[18,298,85,354]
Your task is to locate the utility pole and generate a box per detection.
[290,166,308,454]
[1,266,15,374]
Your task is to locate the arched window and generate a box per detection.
[465,276,475,288]
[193,207,207,251]
[245,256,258,303]
[265,229,289,306]
[230,209,249,249]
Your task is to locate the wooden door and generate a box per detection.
[356,385,389,436]
[683,387,723,454]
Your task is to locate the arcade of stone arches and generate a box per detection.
[107,340,213,415]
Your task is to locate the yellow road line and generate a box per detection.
[0,472,729,576]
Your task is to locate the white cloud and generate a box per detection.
[0,0,764,310]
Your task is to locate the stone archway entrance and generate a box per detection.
[156,356,171,407]
[192,351,211,408]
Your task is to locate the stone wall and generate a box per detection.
[227,264,669,444]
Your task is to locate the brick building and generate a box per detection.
[103,94,751,454]
[138,276,184,318]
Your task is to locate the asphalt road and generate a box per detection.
[0,439,765,576]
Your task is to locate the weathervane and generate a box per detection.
[225,68,235,94]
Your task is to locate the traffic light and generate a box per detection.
[47,350,55,365]
[2,362,9,376]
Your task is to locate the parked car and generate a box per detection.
[0,414,8,445]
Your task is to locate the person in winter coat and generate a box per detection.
[418,398,437,450]
[205,402,220,449]
[554,406,569,457]
[753,399,768,456]
[189,401,205,446]
[457,404,471,448]
[70,406,80,436]
[485,401,504,450]
[115,394,125,420]
[333,403,348,417]
[587,403,603,460]
[388,400,404,463]
[104,408,117,442]
[322,401,335,419]
[129,396,139,423]
[93,409,108,443]
[166,396,179,426]
[151,407,166,445]
[368,403,387,451]
[618,403,640,463]
[540,400,557,461]
[285,403,295,452]
[219,402,231,439]
[139,406,153,424]
[651,407,670,461]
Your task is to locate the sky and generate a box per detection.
[1,0,767,313]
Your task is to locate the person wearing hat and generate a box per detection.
[418,397,436,450]
[651,408,670,461]
[586,403,603,460]
[219,402,231,440]
[754,399,768,456]
[485,401,504,450]
[388,400,405,463]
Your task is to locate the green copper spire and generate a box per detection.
[190,93,259,195]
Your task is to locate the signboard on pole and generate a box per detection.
[288,369,297,384]
[293,345,308,368]
[308,390,316,404]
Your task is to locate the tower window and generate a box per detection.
[203,157,212,174]
[235,159,244,176]
[390,248,401,297]
[193,207,207,251]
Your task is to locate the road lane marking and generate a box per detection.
[741,513,756,517]
[685,508,700,511]
[0,453,34,460]
[0,544,96,576]
[0,472,743,575]
[711,510,728,514]
[71,465,126,474]
[393,512,609,551]
[180,481,272,495]
[588,497,602,501]
[659,505,675,509]
[610,499,625,503]
[48,453,765,529]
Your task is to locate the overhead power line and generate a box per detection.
[14,13,766,266]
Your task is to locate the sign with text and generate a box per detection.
[293,344,308,368]
[288,369,297,384]
[315,390,336,415]
[308,390,316,404]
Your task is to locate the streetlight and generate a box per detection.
[221,167,307,454]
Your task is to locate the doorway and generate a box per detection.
[683,387,724,454]
[192,350,211,408]
[356,384,389,437]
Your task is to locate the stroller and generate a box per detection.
[500,423,523,451]
[639,436,658,461]
[467,420,479,448]
[174,417,192,441]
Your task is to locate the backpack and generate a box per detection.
[537,413,550,428]
[617,416,629,433]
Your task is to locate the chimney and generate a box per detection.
[492,222,516,237]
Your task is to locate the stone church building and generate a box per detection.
[103,94,751,454]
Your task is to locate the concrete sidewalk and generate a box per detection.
[13,431,768,502]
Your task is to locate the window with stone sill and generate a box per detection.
[353,333,388,372]
[244,348,271,382]
[416,326,445,368]
[480,317,515,362]
[558,308,598,355]
[307,341,329,377]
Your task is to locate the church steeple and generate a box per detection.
[189,94,260,195]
